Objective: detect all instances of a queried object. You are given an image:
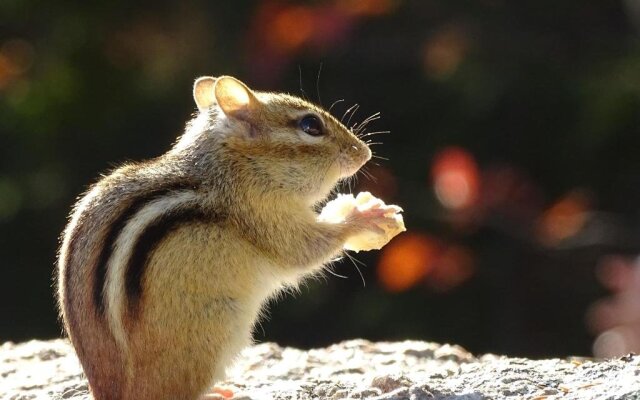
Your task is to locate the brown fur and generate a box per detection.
[57,76,383,400]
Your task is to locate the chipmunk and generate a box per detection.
[56,75,403,400]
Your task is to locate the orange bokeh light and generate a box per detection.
[269,6,315,52]
[338,0,399,16]
[377,233,439,292]
[431,147,480,211]
[0,39,34,90]
[423,25,469,78]
[536,190,591,245]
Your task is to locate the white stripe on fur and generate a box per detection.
[104,190,198,369]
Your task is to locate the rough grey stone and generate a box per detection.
[1,339,640,399]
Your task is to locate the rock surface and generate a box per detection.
[1,339,639,399]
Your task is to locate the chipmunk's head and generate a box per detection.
[187,75,372,203]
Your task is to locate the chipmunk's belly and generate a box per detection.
[132,223,286,382]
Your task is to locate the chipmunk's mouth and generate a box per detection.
[338,160,363,178]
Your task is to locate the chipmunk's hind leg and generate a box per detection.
[75,326,128,400]
[62,275,128,400]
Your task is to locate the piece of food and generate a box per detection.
[319,192,406,252]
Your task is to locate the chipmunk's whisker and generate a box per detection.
[350,172,359,192]
[316,62,323,107]
[341,104,359,123]
[346,104,360,127]
[360,112,381,125]
[359,130,390,139]
[298,65,309,102]
[344,251,366,287]
[325,265,348,279]
[359,166,377,183]
[354,117,380,135]
[329,99,345,113]
[354,112,381,134]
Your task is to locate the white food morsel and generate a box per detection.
[319,192,406,252]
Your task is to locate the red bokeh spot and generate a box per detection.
[427,245,476,292]
[431,147,480,211]
[356,164,398,202]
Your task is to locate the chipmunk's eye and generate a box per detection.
[299,115,324,136]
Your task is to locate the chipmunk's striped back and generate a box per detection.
[92,180,198,315]
[57,162,209,398]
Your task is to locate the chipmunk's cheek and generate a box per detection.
[325,161,342,183]
[310,162,341,202]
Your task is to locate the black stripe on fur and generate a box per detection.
[124,206,215,316]
[93,182,196,315]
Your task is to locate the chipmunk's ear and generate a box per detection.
[213,76,260,122]
[193,76,218,111]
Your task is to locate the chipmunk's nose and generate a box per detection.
[363,145,372,161]
[346,143,371,172]
[351,143,372,164]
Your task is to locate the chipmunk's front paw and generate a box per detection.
[319,192,405,252]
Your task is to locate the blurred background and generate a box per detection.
[2,0,640,359]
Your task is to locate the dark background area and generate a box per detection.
[2,0,640,358]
